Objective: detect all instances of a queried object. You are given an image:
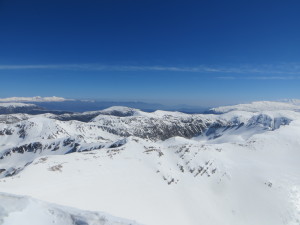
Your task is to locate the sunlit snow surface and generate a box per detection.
[0,192,140,225]
[0,101,300,225]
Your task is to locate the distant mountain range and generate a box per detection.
[0,96,209,113]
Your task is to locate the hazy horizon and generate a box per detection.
[0,95,298,109]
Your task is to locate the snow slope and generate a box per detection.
[0,103,300,225]
[0,192,141,225]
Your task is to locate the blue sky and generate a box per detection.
[1,0,300,106]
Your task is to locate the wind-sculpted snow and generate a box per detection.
[0,192,141,225]
[0,104,300,225]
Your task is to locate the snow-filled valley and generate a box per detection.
[0,101,300,225]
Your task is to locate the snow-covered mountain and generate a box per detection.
[207,100,300,113]
[0,102,70,115]
[281,99,300,105]
[0,103,44,114]
[0,101,300,225]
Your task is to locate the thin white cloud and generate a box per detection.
[215,76,236,80]
[246,76,300,80]
[0,96,73,102]
[1,63,300,75]
[216,76,300,80]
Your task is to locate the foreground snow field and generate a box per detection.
[0,101,300,225]
[0,192,140,225]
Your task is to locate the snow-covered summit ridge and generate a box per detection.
[0,192,141,225]
[0,96,71,102]
[54,106,189,122]
[98,106,142,116]
[208,100,300,114]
